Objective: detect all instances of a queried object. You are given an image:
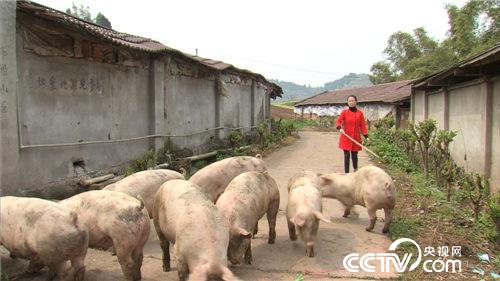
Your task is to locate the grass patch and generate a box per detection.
[273,100,297,108]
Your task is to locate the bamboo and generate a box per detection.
[79,174,115,186]
[340,130,380,159]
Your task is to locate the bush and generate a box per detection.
[369,128,417,173]
[125,149,156,176]
[228,129,243,148]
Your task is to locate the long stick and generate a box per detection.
[340,131,380,158]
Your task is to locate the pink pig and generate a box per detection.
[0,196,88,281]
[104,169,185,217]
[60,190,150,281]
[152,179,241,281]
[286,171,331,257]
[189,155,267,202]
[216,171,280,265]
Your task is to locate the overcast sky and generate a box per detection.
[34,0,467,87]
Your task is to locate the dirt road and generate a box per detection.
[1,131,396,280]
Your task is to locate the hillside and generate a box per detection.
[271,73,372,103]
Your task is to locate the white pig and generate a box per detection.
[189,155,267,202]
[319,165,396,233]
[286,171,331,257]
[216,171,280,265]
[60,190,150,281]
[0,196,88,281]
[104,169,185,217]
[152,179,241,281]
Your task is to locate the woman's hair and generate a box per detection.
[347,95,358,101]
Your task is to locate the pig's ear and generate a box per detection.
[238,228,253,238]
[314,211,331,223]
[292,214,306,227]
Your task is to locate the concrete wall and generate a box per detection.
[448,83,486,175]
[0,10,273,198]
[1,2,20,196]
[254,85,267,125]
[3,35,154,198]
[164,74,217,154]
[490,79,500,191]
[412,90,425,122]
[223,83,252,130]
[412,77,500,191]
[427,92,445,129]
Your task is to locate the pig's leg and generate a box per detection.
[306,242,315,258]
[253,222,258,237]
[70,255,86,281]
[343,205,352,218]
[382,207,392,233]
[156,231,170,272]
[365,207,377,232]
[46,262,63,281]
[130,248,144,281]
[244,242,253,265]
[287,220,297,241]
[267,199,279,244]
[26,257,44,274]
[306,221,319,257]
[115,246,136,281]
[176,256,189,281]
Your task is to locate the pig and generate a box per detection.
[189,155,267,202]
[319,165,396,233]
[104,169,185,218]
[216,171,280,265]
[60,190,150,281]
[286,171,331,257]
[152,179,241,281]
[0,196,88,281]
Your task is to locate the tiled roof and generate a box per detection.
[412,42,500,90]
[17,1,282,97]
[295,80,412,107]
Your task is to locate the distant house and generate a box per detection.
[294,80,412,128]
[0,1,282,198]
[410,43,500,191]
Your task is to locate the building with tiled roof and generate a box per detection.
[294,80,412,128]
[0,1,281,198]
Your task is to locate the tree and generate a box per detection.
[384,31,421,75]
[446,0,500,58]
[94,13,112,29]
[67,3,92,22]
[369,61,396,84]
[445,1,483,59]
[370,0,499,84]
[65,2,113,28]
[413,27,438,54]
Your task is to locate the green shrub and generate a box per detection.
[228,129,243,148]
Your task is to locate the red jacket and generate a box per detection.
[335,108,368,151]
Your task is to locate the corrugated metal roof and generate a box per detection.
[16,1,282,97]
[295,80,412,107]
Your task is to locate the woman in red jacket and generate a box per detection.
[335,95,368,173]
